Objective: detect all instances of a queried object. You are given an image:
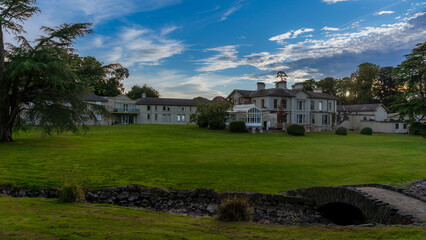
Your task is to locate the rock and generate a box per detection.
[128,192,140,201]
[206,203,217,213]
[357,223,375,227]
[118,191,129,200]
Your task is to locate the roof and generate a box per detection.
[249,88,293,97]
[305,91,339,100]
[337,104,384,112]
[81,93,108,102]
[228,89,254,98]
[229,104,261,113]
[136,97,213,106]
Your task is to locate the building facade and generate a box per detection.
[82,93,202,125]
[337,104,409,134]
[227,81,338,131]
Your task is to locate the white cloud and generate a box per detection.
[220,5,241,21]
[322,0,350,4]
[322,26,340,31]
[197,12,426,73]
[269,28,315,44]
[375,11,395,16]
[90,26,185,67]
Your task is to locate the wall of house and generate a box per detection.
[359,121,408,134]
[137,105,196,125]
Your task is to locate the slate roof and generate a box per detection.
[136,97,214,106]
[337,104,383,112]
[81,93,108,102]
[249,88,293,97]
[229,87,337,100]
[234,89,254,98]
[304,91,339,100]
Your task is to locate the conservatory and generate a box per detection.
[228,104,262,127]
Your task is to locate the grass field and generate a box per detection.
[1,125,425,193]
[0,197,425,240]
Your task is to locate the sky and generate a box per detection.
[5,0,426,98]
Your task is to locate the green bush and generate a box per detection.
[286,124,305,136]
[229,121,247,133]
[217,196,251,222]
[209,118,226,130]
[360,127,373,135]
[196,118,208,128]
[59,183,85,203]
[409,122,426,137]
[335,127,347,135]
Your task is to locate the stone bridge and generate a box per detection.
[285,184,425,225]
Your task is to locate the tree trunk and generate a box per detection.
[0,23,12,143]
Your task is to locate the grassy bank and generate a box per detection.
[0,197,424,240]
[1,125,425,193]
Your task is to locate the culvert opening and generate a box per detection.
[318,202,367,226]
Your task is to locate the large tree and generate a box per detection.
[316,77,337,96]
[302,79,316,91]
[350,62,380,104]
[126,84,159,100]
[372,66,401,109]
[0,0,114,142]
[392,42,426,123]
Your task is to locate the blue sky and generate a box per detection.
[7,0,426,98]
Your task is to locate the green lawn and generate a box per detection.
[0,197,424,240]
[1,125,425,193]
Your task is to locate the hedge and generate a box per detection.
[335,127,347,135]
[286,124,305,136]
[360,127,373,135]
[229,121,247,133]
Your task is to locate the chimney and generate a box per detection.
[257,82,266,90]
[275,81,287,89]
[314,88,323,93]
[292,82,304,90]
[142,92,147,98]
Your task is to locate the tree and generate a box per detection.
[372,66,401,109]
[335,77,353,105]
[316,77,337,96]
[302,79,316,91]
[392,42,426,123]
[190,102,232,130]
[126,84,160,100]
[193,96,209,101]
[213,96,227,101]
[350,62,380,104]
[0,1,113,142]
[74,56,128,97]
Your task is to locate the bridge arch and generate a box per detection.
[286,186,415,225]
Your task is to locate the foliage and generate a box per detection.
[0,1,123,142]
[373,66,401,110]
[217,195,251,222]
[193,96,209,101]
[59,172,85,203]
[408,122,426,138]
[2,125,426,193]
[350,63,380,104]
[316,77,337,95]
[302,79,316,91]
[335,127,347,136]
[360,127,373,135]
[391,42,426,124]
[286,124,305,136]
[229,121,247,133]
[213,96,227,101]
[126,84,160,100]
[190,102,231,130]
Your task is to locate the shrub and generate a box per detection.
[217,195,251,222]
[286,124,305,136]
[409,122,426,137]
[229,121,247,133]
[196,118,209,128]
[59,172,85,203]
[335,127,347,135]
[360,127,373,135]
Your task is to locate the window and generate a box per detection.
[363,116,367,121]
[319,101,323,111]
[96,114,102,121]
[322,115,329,125]
[274,99,278,108]
[311,115,315,124]
[162,114,166,122]
[297,100,305,111]
[155,106,158,111]
[147,114,150,120]
[403,124,407,129]
[329,102,332,111]
[297,114,306,124]
[261,99,265,108]
[311,101,314,110]
[177,115,181,122]
[155,114,158,121]
[253,100,256,105]
[181,107,185,112]
[95,101,102,105]
[147,105,151,111]
[163,106,166,111]
[282,99,287,109]
[167,114,171,122]
[182,114,185,121]
[190,107,192,112]
[395,123,399,129]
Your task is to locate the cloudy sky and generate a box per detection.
[7,0,425,98]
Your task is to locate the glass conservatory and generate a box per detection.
[228,104,262,127]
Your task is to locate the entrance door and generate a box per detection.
[122,115,129,124]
